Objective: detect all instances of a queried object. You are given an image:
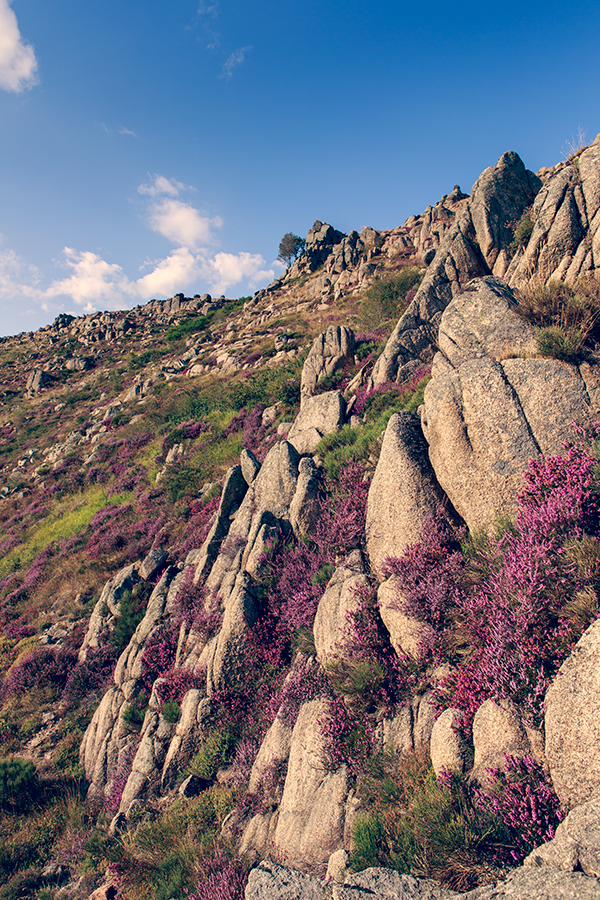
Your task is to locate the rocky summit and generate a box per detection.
[1,134,600,900]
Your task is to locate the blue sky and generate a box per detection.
[0,0,598,337]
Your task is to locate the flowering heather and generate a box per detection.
[250,460,370,665]
[474,755,563,864]
[274,656,331,727]
[319,694,375,775]
[140,624,179,693]
[225,404,268,457]
[173,492,220,558]
[388,435,600,727]
[1,645,77,701]
[186,851,248,900]
[352,366,431,418]
[155,667,202,707]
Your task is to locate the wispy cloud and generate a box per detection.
[118,126,138,138]
[0,0,39,93]
[195,1,221,50]
[137,174,187,198]
[221,45,252,80]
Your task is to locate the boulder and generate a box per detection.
[313,552,370,661]
[365,412,447,577]
[139,547,168,581]
[437,276,537,366]
[245,861,325,900]
[288,391,347,455]
[524,794,600,877]
[334,868,455,899]
[421,351,593,532]
[376,577,433,661]
[545,619,600,810]
[301,326,356,403]
[430,708,472,777]
[289,457,322,537]
[193,464,248,583]
[458,866,600,900]
[470,700,531,786]
[240,448,261,484]
[273,699,348,872]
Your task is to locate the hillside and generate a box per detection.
[1,134,600,900]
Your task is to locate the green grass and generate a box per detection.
[0,486,134,579]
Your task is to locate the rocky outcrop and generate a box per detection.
[421,277,596,531]
[507,134,600,288]
[365,411,447,577]
[79,566,179,800]
[371,152,541,386]
[272,699,349,872]
[313,552,369,661]
[288,391,347,455]
[545,619,600,811]
[78,562,140,662]
[301,326,356,404]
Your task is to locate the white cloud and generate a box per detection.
[135,247,205,299]
[45,249,131,310]
[209,251,274,293]
[147,198,222,249]
[221,45,252,80]
[0,247,41,296]
[0,0,38,93]
[138,174,187,197]
[118,126,138,138]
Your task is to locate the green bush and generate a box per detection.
[161,700,181,724]
[510,209,534,253]
[518,276,600,359]
[351,750,503,890]
[0,758,38,809]
[188,728,237,781]
[166,316,210,343]
[360,267,423,328]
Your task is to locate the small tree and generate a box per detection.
[278,233,305,268]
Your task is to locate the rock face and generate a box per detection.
[288,391,347,455]
[470,700,532,786]
[272,699,349,872]
[545,619,600,811]
[301,326,356,404]
[371,152,541,386]
[507,136,600,288]
[365,411,448,577]
[421,277,596,531]
[525,794,600,877]
[313,552,369,661]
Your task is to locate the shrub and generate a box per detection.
[359,267,423,328]
[509,209,534,254]
[388,431,600,728]
[518,276,600,360]
[474,755,563,865]
[188,728,237,780]
[350,750,503,890]
[161,700,181,723]
[0,757,38,808]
